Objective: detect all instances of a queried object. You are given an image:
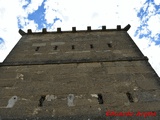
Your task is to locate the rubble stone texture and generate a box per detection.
[0,25,160,120]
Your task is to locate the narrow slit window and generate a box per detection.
[90,44,93,49]
[38,95,46,107]
[97,94,103,104]
[126,92,134,103]
[54,46,58,50]
[35,47,40,51]
[72,45,75,50]
[107,43,112,48]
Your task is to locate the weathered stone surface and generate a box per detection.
[135,90,160,102]
[0,80,17,87]
[3,30,145,65]
[0,27,160,119]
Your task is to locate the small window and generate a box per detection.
[107,43,112,48]
[97,94,103,104]
[90,44,93,49]
[35,47,40,51]
[126,92,134,103]
[54,46,58,50]
[72,45,75,50]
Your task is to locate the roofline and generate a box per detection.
[19,24,131,36]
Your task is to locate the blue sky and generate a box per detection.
[0,0,160,76]
[136,0,160,44]
[0,38,4,44]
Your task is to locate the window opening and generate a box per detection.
[107,43,112,48]
[35,47,40,51]
[126,92,134,103]
[54,46,58,50]
[90,44,93,49]
[72,45,75,50]
[38,95,46,107]
[97,94,103,104]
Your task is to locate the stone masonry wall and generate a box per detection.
[1,27,160,119]
[3,31,144,65]
[0,61,160,119]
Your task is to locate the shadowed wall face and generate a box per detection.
[3,31,143,64]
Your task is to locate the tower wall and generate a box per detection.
[0,25,160,119]
[4,30,144,65]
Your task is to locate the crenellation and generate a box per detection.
[27,29,32,34]
[18,25,131,36]
[57,28,61,33]
[42,28,47,33]
[117,25,121,30]
[72,27,76,32]
[19,29,26,36]
[87,26,91,31]
[102,26,106,31]
[124,24,131,31]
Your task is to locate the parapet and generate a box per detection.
[19,24,131,36]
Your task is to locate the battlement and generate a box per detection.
[3,23,144,66]
[19,24,131,36]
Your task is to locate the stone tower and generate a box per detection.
[0,24,160,120]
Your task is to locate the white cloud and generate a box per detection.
[147,15,160,38]
[0,0,160,77]
[23,0,44,14]
[0,0,23,61]
[18,18,39,32]
[154,0,160,5]
[44,0,145,30]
